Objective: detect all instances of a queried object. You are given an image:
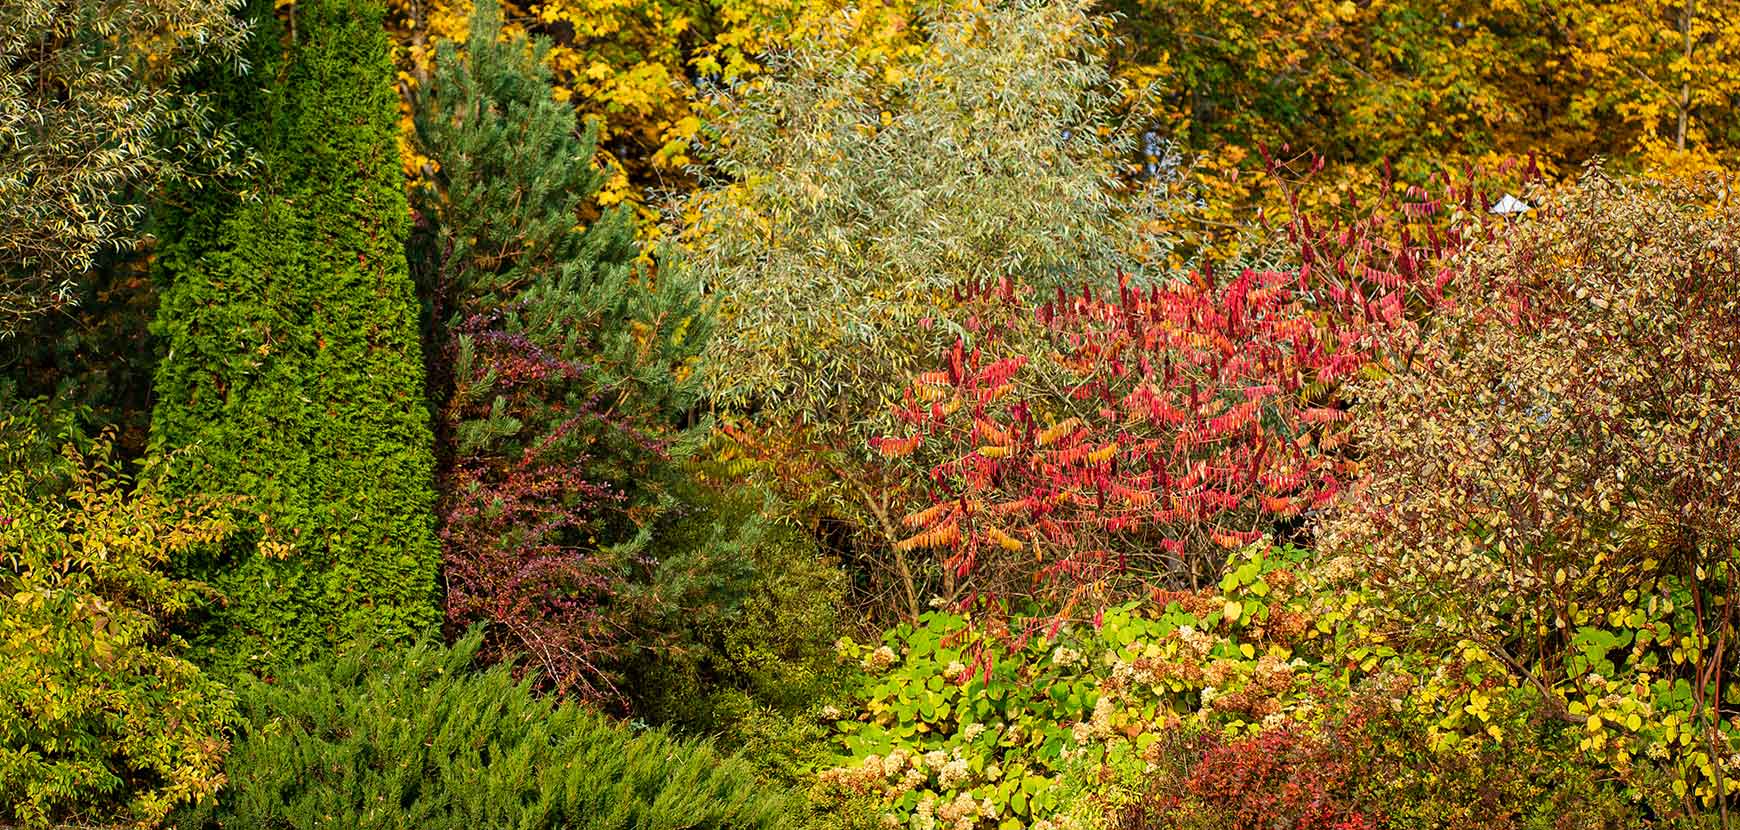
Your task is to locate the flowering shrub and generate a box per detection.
[820,546,1364,829]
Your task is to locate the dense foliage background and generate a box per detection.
[3,0,1739,827]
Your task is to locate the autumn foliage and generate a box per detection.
[1324,170,1740,680]
[1123,728,1376,830]
[874,158,1516,607]
[876,272,1361,604]
[411,3,711,701]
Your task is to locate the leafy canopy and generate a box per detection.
[0,0,251,335]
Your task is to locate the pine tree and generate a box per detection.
[148,0,440,671]
[410,0,713,701]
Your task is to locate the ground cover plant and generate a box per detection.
[175,630,789,830]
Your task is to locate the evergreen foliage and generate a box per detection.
[410,0,712,700]
[148,0,440,671]
[180,630,788,830]
[623,474,853,788]
[629,479,844,701]
[0,420,237,828]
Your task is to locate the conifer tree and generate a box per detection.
[410,0,713,700]
[149,0,440,670]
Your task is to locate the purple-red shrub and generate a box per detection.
[411,5,709,702]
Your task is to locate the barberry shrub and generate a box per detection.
[410,0,712,701]
[1118,727,1373,830]
[177,629,788,830]
[1322,171,1740,688]
[0,420,236,828]
[1108,694,1636,830]
[149,0,441,670]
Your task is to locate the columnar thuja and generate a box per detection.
[876,156,1513,608]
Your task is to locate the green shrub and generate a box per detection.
[180,629,789,830]
[824,546,1670,829]
[629,476,852,720]
[148,0,440,671]
[0,423,237,828]
[624,475,853,782]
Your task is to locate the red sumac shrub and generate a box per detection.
[878,272,1363,603]
[873,157,1519,607]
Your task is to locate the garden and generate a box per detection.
[4,0,1740,827]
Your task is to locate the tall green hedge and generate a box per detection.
[149,0,439,671]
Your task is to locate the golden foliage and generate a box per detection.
[391,0,921,213]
